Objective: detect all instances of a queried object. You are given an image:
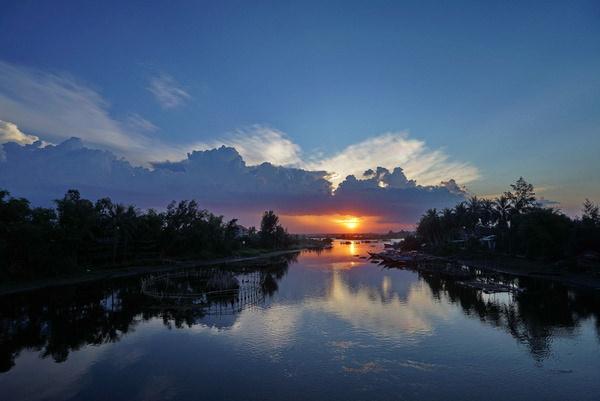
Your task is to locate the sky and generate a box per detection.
[1,1,599,232]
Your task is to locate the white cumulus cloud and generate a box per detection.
[190,125,302,166]
[304,132,480,188]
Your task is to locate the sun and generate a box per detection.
[335,216,361,231]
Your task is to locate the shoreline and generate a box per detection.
[0,248,305,296]
[453,255,600,291]
[372,249,600,291]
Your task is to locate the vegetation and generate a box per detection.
[0,189,299,278]
[258,210,292,249]
[413,178,600,264]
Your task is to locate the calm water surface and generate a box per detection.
[1,241,600,401]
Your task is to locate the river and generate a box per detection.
[1,240,599,400]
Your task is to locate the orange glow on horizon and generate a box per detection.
[334,216,361,231]
[278,214,413,233]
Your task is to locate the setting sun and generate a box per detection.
[335,216,361,231]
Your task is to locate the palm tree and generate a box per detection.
[417,208,442,246]
[480,199,495,227]
[441,208,456,242]
[454,202,469,231]
[466,196,485,229]
[493,195,512,253]
[493,195,512,229]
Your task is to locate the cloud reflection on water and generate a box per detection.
[305,270,455,342]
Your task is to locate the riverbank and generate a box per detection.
[371,249,600,290]
[0,248,306,296]
[454,254,600,290]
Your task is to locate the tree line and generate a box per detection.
[0,189,295,278]
[409,178,600,263]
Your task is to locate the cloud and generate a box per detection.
[184,128,478,191]
[305,132,480,188]
[0,119,40,145]
[0,62,476,227]
[0,61,136,150]
[0,138,467,227]
[147,73,191,109]
[0,119,46,160]
[190,125,302,166]
[538,197,561,208]
[0,61,478,188]
[0,61,181,164]
[332,167,467,223]
[126,113,159,132]
[305,271,455,341]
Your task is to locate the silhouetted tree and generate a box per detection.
[512,208,572,260]
[55,190,97,266]
[493,195,512,229]
[260,210,279,248]
[0,189,295,278]
[575,199,600,254]
[505,177,537,213]
[413,178,598,262]
[582,198,599,225]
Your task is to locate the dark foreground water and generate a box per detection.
[1,241,600,401]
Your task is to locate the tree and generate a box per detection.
[576,199,600,254]
[95,198,138,263]
[55,190,97,266]
[493,195,512,229]
[223,219,240,253]
[275,225,288,248]
[467,196,482,227]
[453,202,469,230]
[440,208,456,242]
[0,190,59,275]
[505,177,537,213]
[416,209,442,246]
[161,200,206,256]
[480,199,495,227]
[512,208,572,260]
[0,189,294,277]
[582,198,599,226]
[260,210,280,248]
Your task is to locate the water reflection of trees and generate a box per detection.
[0,258,291,373]
[420,272,600,360]
[301,247,332,257]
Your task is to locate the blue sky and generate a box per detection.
[1,0,599,214]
